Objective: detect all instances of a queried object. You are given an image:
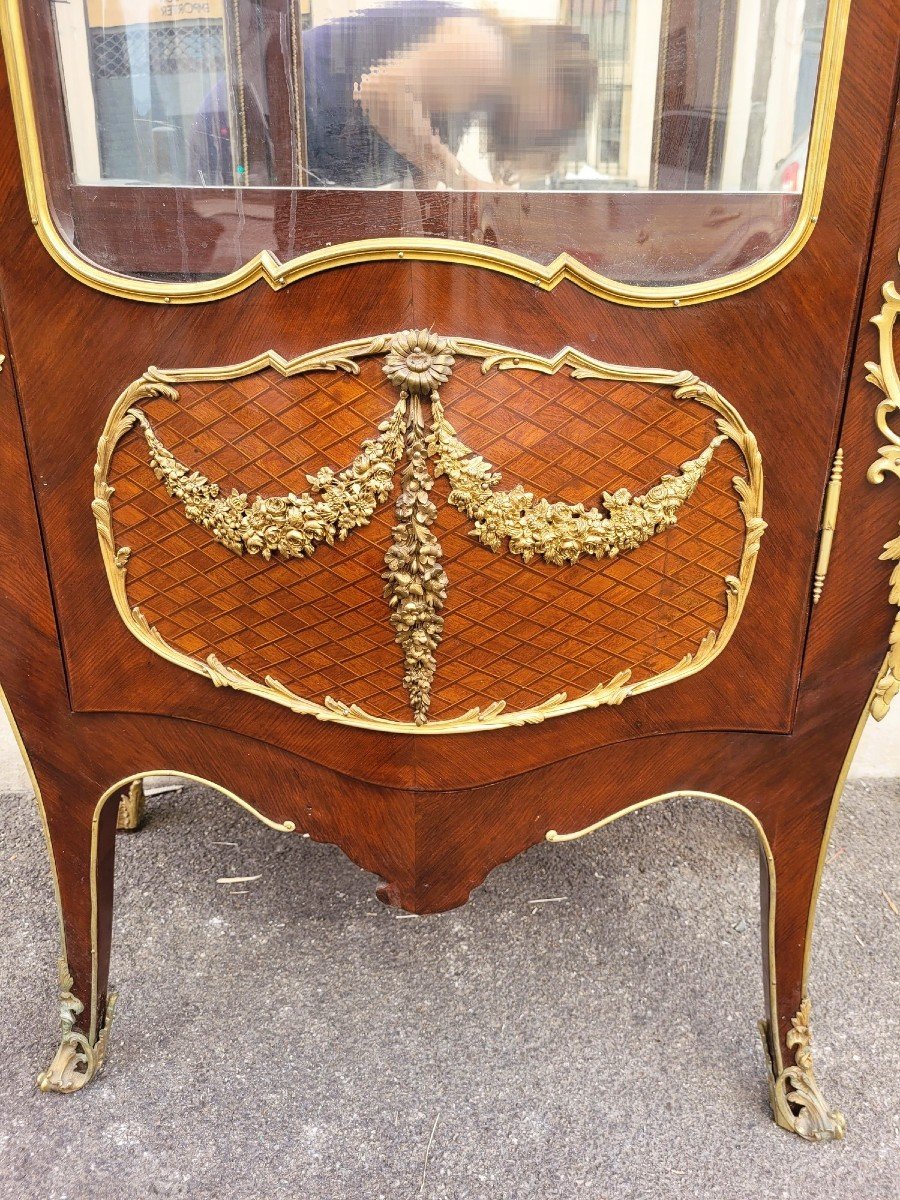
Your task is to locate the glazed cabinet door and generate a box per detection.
[4,0,900,1127]
[0,0,897,794]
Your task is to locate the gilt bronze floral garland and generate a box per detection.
[94,331,765,732]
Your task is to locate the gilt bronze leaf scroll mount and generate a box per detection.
[94,332,765,733]
[866,274,900,719]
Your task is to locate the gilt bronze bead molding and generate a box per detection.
[866,273,900,719]
[548,791,849,1142]
[94,331,765,733]
[0,0,850,307]
[21,765,297,1092]
[546,788,781,1066]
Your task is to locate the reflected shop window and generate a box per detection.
[53,0,826,193]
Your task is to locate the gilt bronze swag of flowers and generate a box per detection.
[118,330,737,725]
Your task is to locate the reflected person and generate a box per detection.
[302,3,595,189]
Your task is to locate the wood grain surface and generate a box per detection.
[0,0,898,1103]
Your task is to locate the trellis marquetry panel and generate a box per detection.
[105,350,747,725]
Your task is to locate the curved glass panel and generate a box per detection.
[5,0,845,298]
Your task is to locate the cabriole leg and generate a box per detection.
[36,777,119,1094]
[759,825,845,1142]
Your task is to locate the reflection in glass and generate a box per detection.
[51,0,830,195]
[302,3,596,188]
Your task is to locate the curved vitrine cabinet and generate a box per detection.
[0,0,897,1145]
